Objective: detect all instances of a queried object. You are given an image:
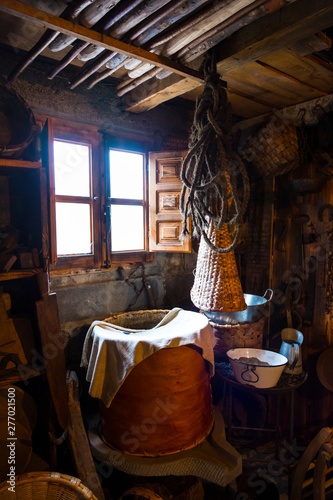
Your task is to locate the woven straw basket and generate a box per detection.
[119,487,164,500]
[0,472,98,499]
[191,221,246,313]
[240,116,299,178]
[211,317,266,360]
[0,80,37,158]
[105,309,169,329]
[119,479,204,500]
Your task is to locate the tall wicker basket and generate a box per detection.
[191,221,246,313]
[0,472,98,499]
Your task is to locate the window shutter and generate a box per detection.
[41,118,57,265]
[148,151,191,253]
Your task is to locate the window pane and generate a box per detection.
[54,140,90,197]
[56,202,92,255]
[110,150,144,200]
[111,205,144,251]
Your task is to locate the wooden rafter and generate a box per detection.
[0,0,204,83]
[255,60,328,96]
[126,0,333,112]
[305,53,333,72]
[232,92,333,132]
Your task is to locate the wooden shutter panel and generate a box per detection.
[148,151,191,253]
[41,118,57,265]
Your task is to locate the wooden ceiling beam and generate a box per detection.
[289,31,332,56]
[0,0,204,83]
[255,60,328,96]
[305,53,333,72]
[232,92,333,132]
[127,0,333,112]
[125,72,202,113]
[216,0,333,74]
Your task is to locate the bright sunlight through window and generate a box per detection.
[109,149,145,252]
[54,140,92,256]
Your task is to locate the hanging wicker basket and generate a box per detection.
[0,472,98,499]
[191,222,246,313]
[0,80,37,158]
[240,116,299,178]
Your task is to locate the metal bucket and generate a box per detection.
[203,289,273,325]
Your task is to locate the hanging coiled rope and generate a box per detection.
[180,51,250,253]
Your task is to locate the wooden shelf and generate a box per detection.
[0,158,41,169]
[0,268,43,282]
[0,364,42,387]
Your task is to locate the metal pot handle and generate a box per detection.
[288,344,299,371]
[241,365,259,383]
[263,289,273,302]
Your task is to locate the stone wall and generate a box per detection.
[51,251,198,327]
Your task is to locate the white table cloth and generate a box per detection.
[81,308,216,407]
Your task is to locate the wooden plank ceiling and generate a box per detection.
[0,0,332,120]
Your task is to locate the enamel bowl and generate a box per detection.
[226,348,288,388]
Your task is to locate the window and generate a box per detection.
[45,117,190,272]
[53,139,93,256]
[47,119,102,270]
[108,149,146,252]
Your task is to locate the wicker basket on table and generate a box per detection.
[240,116,299,178]
[0,472,98,499]
[211,317,266,360]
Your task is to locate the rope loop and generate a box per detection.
[180,51,250,252]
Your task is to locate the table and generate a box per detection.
[215,362,307,454]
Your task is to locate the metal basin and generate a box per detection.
[227,348,287,388]
[203,289,273,325]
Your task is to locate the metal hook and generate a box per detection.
[318,204,333,223]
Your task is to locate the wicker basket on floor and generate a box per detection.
[240,116,299,178]
[0,472,98,499]
[211,317,266,360]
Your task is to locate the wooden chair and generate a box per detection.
[290,427,333,500]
